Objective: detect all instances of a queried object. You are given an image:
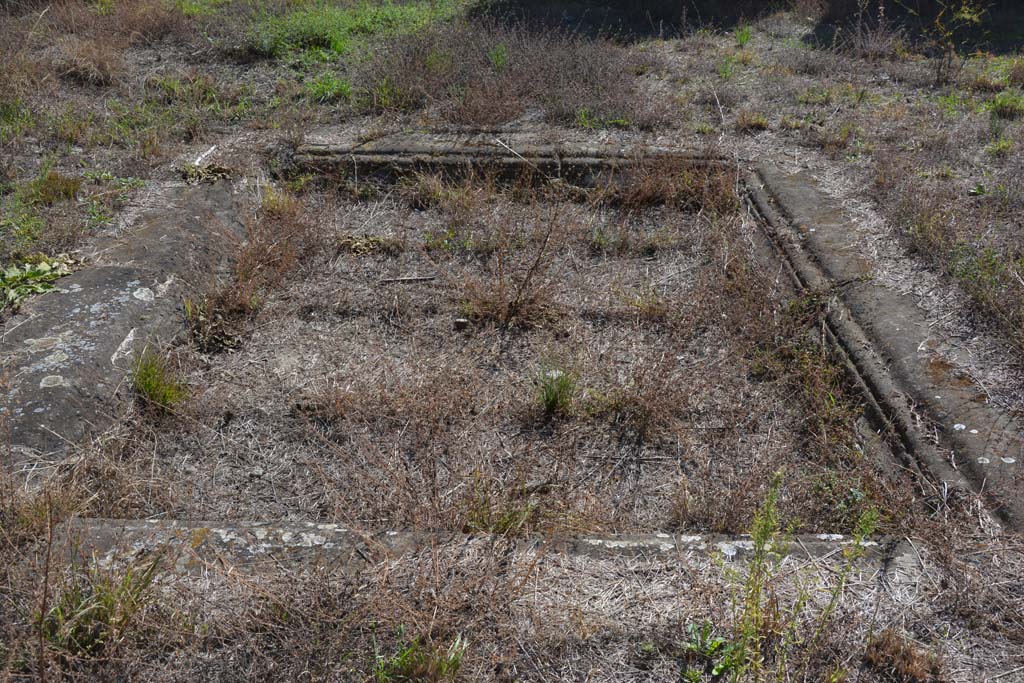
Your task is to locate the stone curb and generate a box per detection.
[746,167,1023,531]
[293,130,725,183]
[60,518,909,577]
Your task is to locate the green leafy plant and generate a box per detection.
[681,621,741,680]
[0,255,73,309]
[374,634,467,682]
[132,347,188,409]
[987,90,1024,120]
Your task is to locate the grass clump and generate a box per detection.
[536,367,576,417]
[132,348,188,409]
[986,136,1013,157]
[42,557,161,660]
[0,98,35,143]
[987,89,1024,119]
[735,23,752,48]
[736,109,769,132]
[864,629,944,682]
[305,72,352,103]
[1,165,81,254]
[249,0,467,59]
[374,635,467,683]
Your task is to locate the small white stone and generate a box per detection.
[133,287,155,302]
[954,423,966,431]
[1001,458,1017,465]
[970,429,979,434]
[39,375,65,388]
[977,457,990,464]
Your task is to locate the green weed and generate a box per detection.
[250,0,467,59]
[681,622,741,680]
[488,42,509,70]
[0,255,73,310]
[175,0,226,17]
[374,634,467,683]
[987,90,1024,119]
[41,556,160,659]
[536,366,576,417]
[0,98,34,143]
[797,86,834,106]
[0,164,81,251]
[575,107,631,129]
[305,72,353,103]
[937,90,966,117]
[736,109,769,132]
[986,136,1014,157]
[131,348,188,409]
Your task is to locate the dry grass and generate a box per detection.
[63,165,912,540]
[3,4,1024,680]
[874,151,1024,349]
[45,0,190,48]
[864,629,944,683]
[185,186,316,349]
[354,19,668,129]
[56,36,124,86]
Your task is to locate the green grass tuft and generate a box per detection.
[42,557,160,659]
[536,367,576,417]
[305,72,353,102]
[987,89,1024,119]
[132,348,188,409]
[374,635,467,683]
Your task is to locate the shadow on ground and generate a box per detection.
[811,0,1024,55]
[472,0,786,39]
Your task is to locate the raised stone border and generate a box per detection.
[293,130,724,183]
[746,168,1023,529]
[3,131,1020,534]
[61,518,912,578]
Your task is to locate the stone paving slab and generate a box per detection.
[1,181,242,469]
